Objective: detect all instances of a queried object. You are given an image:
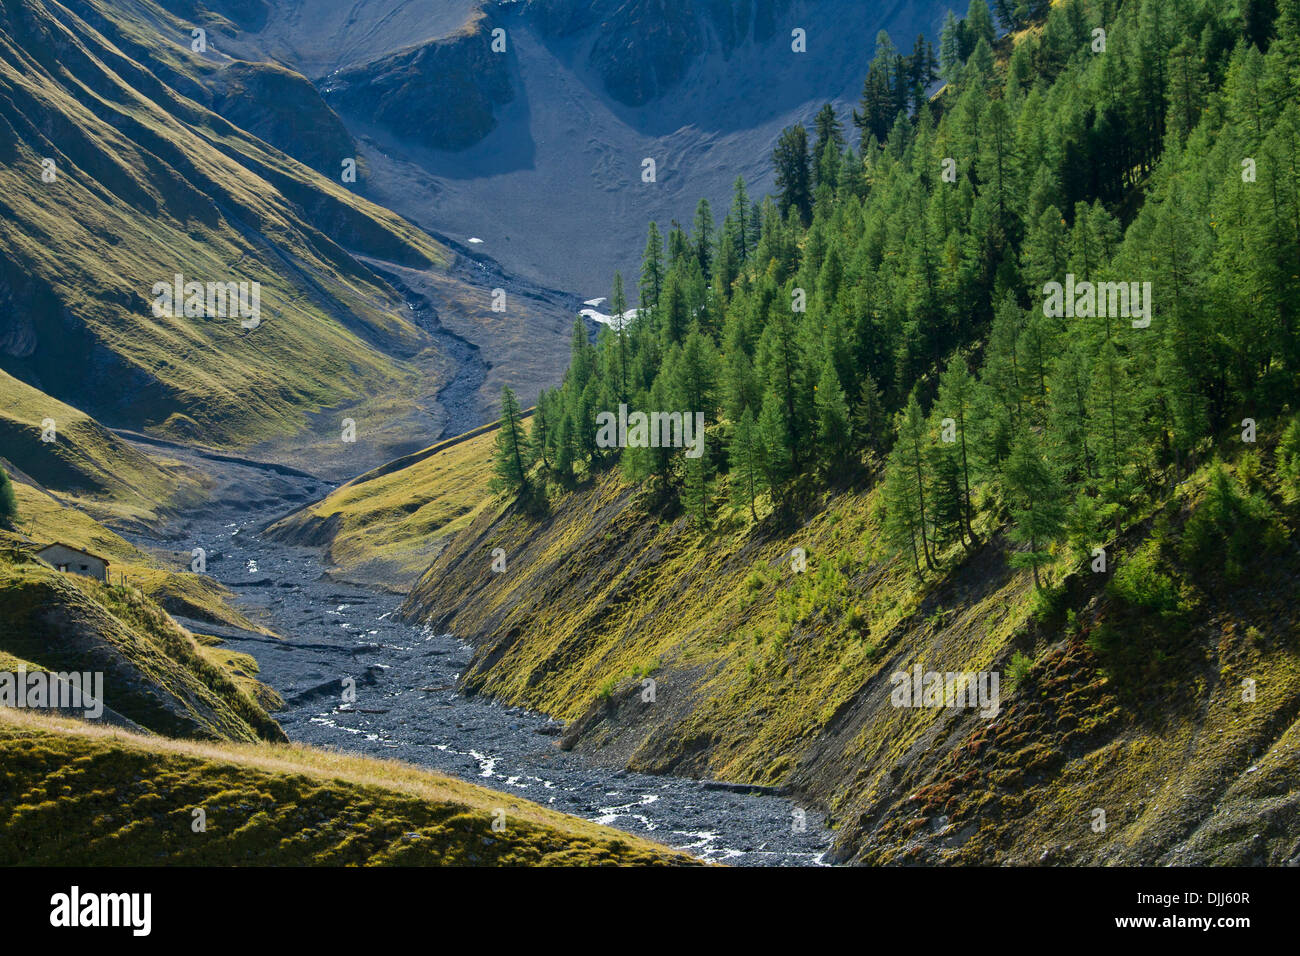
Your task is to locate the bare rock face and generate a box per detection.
[323,13,513,151]
[527,0,794,106]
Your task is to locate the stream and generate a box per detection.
[125,440,831,866]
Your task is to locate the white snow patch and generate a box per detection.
[580,307,637,328]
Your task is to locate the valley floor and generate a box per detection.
[119,436,830,866]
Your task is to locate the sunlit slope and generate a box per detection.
[0,543,284,742]
[5,477,266,632]
[0,0,451,450]
[0,709,698,865]
[265,420,514,590]
[400,448,1300,865]
[0,368,203,531]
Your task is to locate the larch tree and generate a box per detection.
[491,386,530,497]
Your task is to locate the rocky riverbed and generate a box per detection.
[125,438,831,866]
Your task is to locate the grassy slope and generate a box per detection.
[0,369,204,531]
[0,369,263,630]
[6,479,265,632]
[0,0,452,455]
[0,544,283,743]
[1,367,270,635]
[400,446,1300,865]
[0,709,696,865]
[265,421,513,590]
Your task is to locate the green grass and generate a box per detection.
[0,547,282,743]
[0,370,204,531]
[5,479,265,634]
[0,710,698,866]
[266,425,510,590]
[0,0,456,452]
[396,438,1300,863]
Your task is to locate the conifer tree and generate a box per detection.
[684,435,712,528]
[967,0,997,49]
[1004,430,1067,588]
[530,390,553,471]
[773,124,814,226]
[727,176,753,262]
[937,357,979,543]
[729,406,764,521]
[852,372,889,454]
[812,104,846,192]
[1046,341,1091,484]
[883,446,926,575]
[693,198,715,280]
[610,272,630,404]
[814,357,852,470]
[640,222,665,312]
[1087,339,1138,536]
[938,10,965,87]
[490,386,530,496]
[927,428,968,551]
[757,388,794,500]
[895,395,937,570]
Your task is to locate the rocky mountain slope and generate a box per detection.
[198,0,952,293]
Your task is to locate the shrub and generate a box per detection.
[1109,542,1180,615]
[1006,650,1034,691]
[1279,418,1300,503]
[1030,581,1067,624]
[1179,463,1283,583]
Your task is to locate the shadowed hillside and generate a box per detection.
[0,542,284,742]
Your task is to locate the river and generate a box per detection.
[123,437,831,866]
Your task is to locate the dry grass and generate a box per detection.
[0,709,699,866]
